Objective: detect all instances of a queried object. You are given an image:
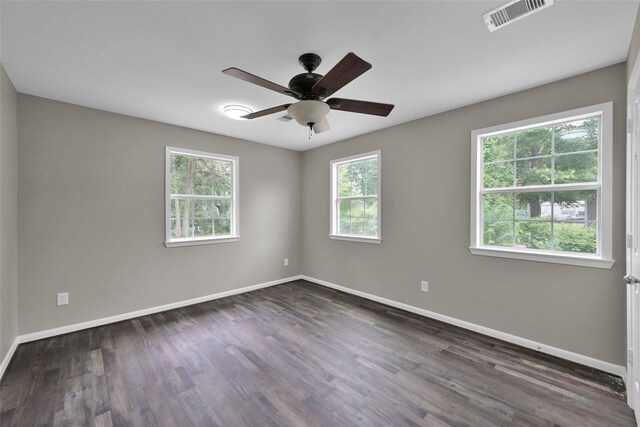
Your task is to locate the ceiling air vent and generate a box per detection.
[483,0,553,32]
[277,114,294,122]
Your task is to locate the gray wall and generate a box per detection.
[1,64,19,363]
[302,64,627,365]
[9,63,630,366]
[17,95,302,334]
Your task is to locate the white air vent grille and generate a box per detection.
[277,114,294,122]
[484,0,553,32]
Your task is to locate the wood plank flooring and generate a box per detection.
[0,280,636,426]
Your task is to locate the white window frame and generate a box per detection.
[165,146,239,248]
[470,103,614,269]
[330,150,382,244]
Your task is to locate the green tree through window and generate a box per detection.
[166,148,237,245]
[331,151,381,241]
[480,117,600,254]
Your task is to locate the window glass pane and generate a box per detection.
[516,157,552,186]
[212,200,231,236]
[364,199,378,237]
[483,220,514,247]
[553,190,597,221]
[338,199,353,235]
[516,127,552,158]
[555,118,599,153]
[212,159,232,196]
[554,152,598,184]
[191,158,214,195]
[338,163,352,197]
[168,150,236,242]
[366,158,378,178]
[480,191,597,253]
[516,221,551,250]
[170,155,233,197]
[554,222,597,254]
[170,155,190,194]
[475,107,607,260]
[350,217,365,235]
[336,198,367,236]
[350,160,367,197]
[171,198,217,239]
[351,199,365,218]
[213,199,231,218]
[339,199,351,219]
[483,161,514,189]
[365,199,378,220]
[214,218,231,236]
[482,134,514,163]
[553,190,597,254]
[515,189,552,250]
[364,158,379,196]
[516,192,552,220]
[333,154,380,239]
[339,217,351,234]
[189,199,214,238]
[365,218,377,236]
[482,193,513,221]
[365,177,377,196]
[170,198,186,239]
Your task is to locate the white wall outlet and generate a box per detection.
[57,292,69,306]
[421,281,428,292]
[284,258,289,266]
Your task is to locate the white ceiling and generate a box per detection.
[1,1,638,151]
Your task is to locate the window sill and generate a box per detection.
[469,246,614,269]
[330,234,382,244]
[165,236,240,248]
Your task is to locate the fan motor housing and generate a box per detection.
[288,73,323,100]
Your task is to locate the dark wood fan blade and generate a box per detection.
[242,104,291,119]
[222,67,301,98]
[313,117,330,133]
[312,53,371,97]
[327,98,394,116]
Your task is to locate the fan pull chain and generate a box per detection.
[308,124,313,139]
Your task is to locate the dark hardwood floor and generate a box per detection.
[0,280,636,426]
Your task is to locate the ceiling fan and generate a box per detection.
[222,52,394,136]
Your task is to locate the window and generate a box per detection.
[330,151,381,243]
[165,147,238,247]
[470,103,613,268]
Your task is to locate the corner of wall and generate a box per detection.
[0,63,20,377]
[627,4,640,81]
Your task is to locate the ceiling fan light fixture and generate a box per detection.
[223,104,253,120]
[222,52,394,136]
[287,100,330,128]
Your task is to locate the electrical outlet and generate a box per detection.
[420,281,428,292]
[284,258,289,266]
[57,292,69,306]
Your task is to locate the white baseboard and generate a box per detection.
[0,337,20,380]
[301,275,626,378]
[2,274,625,382]
[19,275,303,344]
[0,275,303,381]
